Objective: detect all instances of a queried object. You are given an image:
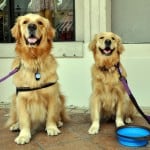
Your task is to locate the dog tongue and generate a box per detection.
[28,38,37,44]
[104,49,111,54]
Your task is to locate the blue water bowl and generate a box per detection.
[116,125,150,147]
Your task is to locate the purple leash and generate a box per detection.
[115,63,150,124]
[0,66,20,83]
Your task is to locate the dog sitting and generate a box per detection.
[88,32,136,134]
[6,13,68,144]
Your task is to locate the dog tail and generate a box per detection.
[59,94,70,122]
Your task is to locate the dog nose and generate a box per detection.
[105,39,111,46]
[28,23,37,32]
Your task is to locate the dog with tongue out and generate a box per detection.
[25,23,42,46]
[6,13,68,145]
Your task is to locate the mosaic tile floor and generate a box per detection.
[0,107,150,150]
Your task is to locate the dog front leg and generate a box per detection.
[88,93,101,134]
[46,95,61,136]
[15,97,31,145]
[115,100,125,127]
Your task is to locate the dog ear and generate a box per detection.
[89,34,97,53]
[11,16,21,41]
[46,20,55,41]
[116,35,124,54]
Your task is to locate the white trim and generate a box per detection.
[75,0,84,41]
[90,0,111,39]
[90,0,100,39]
[99,0,111,32]
[83,0,90,42]
[0,42,83,58]
[0,43,15,58]
[52,42,83,58]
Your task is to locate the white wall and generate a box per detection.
[122,44,150,107]
[56,43,93,107]
[0,43,93,107]
[1,0,150,108]
[1,43,150,108]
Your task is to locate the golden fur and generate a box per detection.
[88,32,135,134]
[6,13,68,144]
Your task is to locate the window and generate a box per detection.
[111,0,150,43]
[0,0,75,42]
[0,0,84,57]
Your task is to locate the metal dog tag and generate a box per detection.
[35,72,41,81]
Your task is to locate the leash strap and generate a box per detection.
[16,82,56,94]
[0,67,20,83]
[115,63,150,124]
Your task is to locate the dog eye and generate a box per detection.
[23,20,28,24]
[37,21,43,25]
[100,36,104,39]
[112,37,115,40]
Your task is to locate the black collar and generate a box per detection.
[99,62,120,72]
[16,81,56,95]
[99,66,110,72]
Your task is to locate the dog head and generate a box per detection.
[11,13,55,58]
[89,32,124,67]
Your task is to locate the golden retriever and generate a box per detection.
[6,13,68,144]
[88,32,136,134]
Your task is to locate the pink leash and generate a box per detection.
[115,63,150,124]
[0,66,20,83]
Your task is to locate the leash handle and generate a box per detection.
[0,67,19,83]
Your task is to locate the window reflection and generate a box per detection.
[0,0,75,42]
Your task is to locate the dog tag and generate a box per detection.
[35,72,41,81]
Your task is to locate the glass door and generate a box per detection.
[0,0,75,43]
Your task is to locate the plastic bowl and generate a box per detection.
[116,125,150,147]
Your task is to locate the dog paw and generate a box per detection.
[46,126,61,136]
[88,123,99,134]
[125,117,133,124]
[10,123,19,131]
[15,134,31,144]
[57,121,63,128]
[116,119,125,127]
